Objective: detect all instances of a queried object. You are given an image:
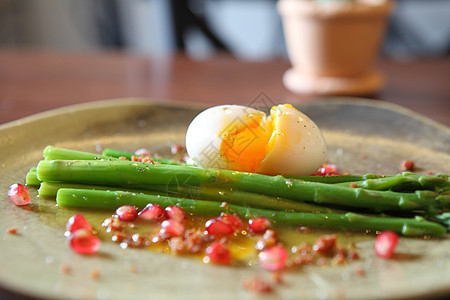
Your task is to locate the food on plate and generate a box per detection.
[5,104,450,288]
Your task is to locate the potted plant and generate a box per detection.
[278,0,393,95]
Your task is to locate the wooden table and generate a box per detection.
[0,50,449,300]
[0,49,449,126]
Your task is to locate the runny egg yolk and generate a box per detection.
[219,105,294,173]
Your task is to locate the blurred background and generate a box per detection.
[0,0,449,61]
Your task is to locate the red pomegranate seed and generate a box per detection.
[8,183,30,206]
[313,164,341,176]
[66,213,92,234]
[7,227,17,234]
[219,213,243,231]
[243,277,273,294]
[138,203,166,222]
[116,205,139,221]
[375,231,399,259]
[90,269,101,280]
[204,241,231,265]
[249,217,270,233]
[401,160,415,171]
[160,220,185,237]
[171,144,185,155]
[69,228,101,254]
[258,245,288,271]
[313,235,337,254]
[165,206,186,223]
[205,218,234,236]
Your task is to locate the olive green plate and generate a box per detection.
[0,98,449,299]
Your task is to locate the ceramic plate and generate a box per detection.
[0,98,449,299]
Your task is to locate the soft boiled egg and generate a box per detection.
[185,104,326,176]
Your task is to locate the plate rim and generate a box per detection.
[0,97,449,299]
[1,97,448,133]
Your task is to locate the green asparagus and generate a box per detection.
[38,180,342,213]
[43,145,117,161]
[334,172,449,192]
[25,167,41,186]
[37,159,450,213]
[56,188,447,237]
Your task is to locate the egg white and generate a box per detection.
[256,104,326,176]
[185,105,265,170]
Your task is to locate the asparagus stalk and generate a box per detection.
[26,167,41,186]
[43,145,117,161]
[432,213,450,230]
[147,185,344,214]
[42,146,396,185]
[38,181,342,214]
[43,145,183,165]
[56,188,446,237]
[37,160,450,213]
[334,173,449,192]
[288,174,385,184]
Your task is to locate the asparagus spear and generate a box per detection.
[287,174,385,184]
[432,213,450,230]
[26,167,41,186]
[334,173,449,192]
[38,181,342,214]
[43,145,183,165]
[43,145,117,161]
[56,188,446,237]
[37,160,450,213]
[42,146,395,184]
[146,184,344,213]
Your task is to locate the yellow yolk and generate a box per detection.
[219,105,298,173]
[220,114,273,173]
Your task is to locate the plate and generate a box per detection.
[0,98,449,299]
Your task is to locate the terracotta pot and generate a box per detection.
[278,0,392,95]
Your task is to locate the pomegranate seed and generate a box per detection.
[349,182,358,188]
[160,220,185,237]
[313,235,337,255]
[138,203,166,222]
[171,144,185,155]
[205,218,234,236]
[401,160,415,171]
[8,183,30,206]
[243,277,273,294]
[7,227,17,234]
[204,241,231,265]
[69,228,101,254]
[90,269,101,280]
[258,245,288,271]
[165,206,186,223]
[219,213,243,231]
[66,213,92,234]
[116,205,138,221]
[134,148,150,156]
[375,231,399,259]
[249,217,270,233]
[313,164,341,176]
[256,229,279,251]
[348,250,359,260]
